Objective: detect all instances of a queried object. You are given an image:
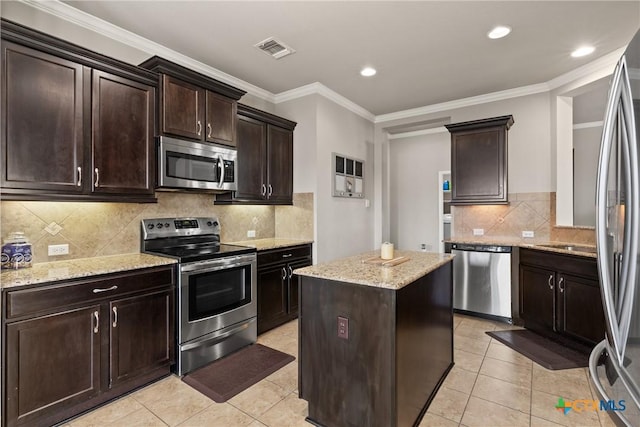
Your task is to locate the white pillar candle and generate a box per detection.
[381,242,394,260]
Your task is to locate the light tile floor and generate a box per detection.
[65,314,614,426]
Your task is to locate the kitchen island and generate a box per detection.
[294,250,454,427]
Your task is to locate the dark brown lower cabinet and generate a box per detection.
[2,266,175,427]
[5,306,102,427]
[257,244,312,334]
[519,248,605,346]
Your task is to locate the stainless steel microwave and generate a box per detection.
[157,136,237,192]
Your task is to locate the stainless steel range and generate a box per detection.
[141,217,257,375]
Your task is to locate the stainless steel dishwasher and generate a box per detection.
[451,243,512,321]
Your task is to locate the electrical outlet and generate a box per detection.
[473,228,484,236]
[48,244,69,256]
[247,230,256,238]
[420,243,427,251]
[337,316,349,339]
[522,230,535,238]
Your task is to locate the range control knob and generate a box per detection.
[213,221,219,227]
[206,221,213,227]
[157,223,163,229]
[147,223,154,229]
[164,223,170,228]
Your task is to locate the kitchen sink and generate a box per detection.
[537,243,597,254]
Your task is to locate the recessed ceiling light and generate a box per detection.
[360,67,376,77]
[487,26,511,39]
[571,46,595,58]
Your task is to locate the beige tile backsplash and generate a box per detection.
[452,192,595,245]
[0,192,314,264]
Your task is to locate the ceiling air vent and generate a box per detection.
[254,37,296,59]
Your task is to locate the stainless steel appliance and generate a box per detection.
[141,217,256,375]
[157,136,237,192]
[589,29,640,426]
[451,243,512,322]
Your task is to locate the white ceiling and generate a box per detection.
[61,1,640,116]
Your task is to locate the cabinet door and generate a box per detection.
[92,70,155,195]
[6,306,101,426]
[287,259,312,317]
[451,126,507,204]
[257,264,288,334]
[1,42,85,193]
[206,90,236,146]
[266,125,293,204]
[519,265,555,332]
[109,290,174,388]
[557,273,606,345]
[235,115,267,201]
[161,75,204,140]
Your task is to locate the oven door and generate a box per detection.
[178,253,256,344]
[158,135,237,192]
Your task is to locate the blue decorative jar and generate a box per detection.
[1,232,32,269]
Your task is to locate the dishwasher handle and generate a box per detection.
[451,243,512,253]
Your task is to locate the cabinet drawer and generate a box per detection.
[258,245,311,267]
[5,266,174,319]
[520,248,598,281]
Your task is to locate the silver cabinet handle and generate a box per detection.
[94,168,100,188]
[207,123,212,138]
[197,120,202,136]
[547,274,554,290]
[288,265,293,279]
[282,254,292,258]
[558,277,565,293]
[93,285,118,293]
[268,184,273,197]
[112,306,118,328]
[77,166,82,187]
[93,310,99,334]
[261,184,266,196]
[282,267,287,280]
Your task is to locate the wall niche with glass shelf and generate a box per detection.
[332,153,364,198]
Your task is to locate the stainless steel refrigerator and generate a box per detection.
[589,29,640,426]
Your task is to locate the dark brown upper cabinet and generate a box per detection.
[445,115,514,205]
[216,104,296,205]
[0,19,157,203]
[138,56,245,147]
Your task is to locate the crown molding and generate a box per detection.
[274,82,376,122]
[574,121,603,130]
[387,126,448,140]
[19,0,275,103]
[19,0,626,127]
[375,82,550,124]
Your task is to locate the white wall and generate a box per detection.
[376,92,553,243]
[315,97,375,262]
[389,130,450,251]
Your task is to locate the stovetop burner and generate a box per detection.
[141,217,255,263]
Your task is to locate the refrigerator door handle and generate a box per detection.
[596,55,639,366]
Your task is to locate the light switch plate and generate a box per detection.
[473,228,484,236]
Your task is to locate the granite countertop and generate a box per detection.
[228,238,314,251]
[294,250,454,290]
[446,238,597,259]
[1,253,177,290]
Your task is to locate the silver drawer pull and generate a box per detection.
[207,123,212,138]
[282,254,293,258]
[288,265,293,279]
[548,274,554,290]
[94,168,100,188]
[558,277,565,293]
[197,120,202,136]
[93,310,99,333]
[112,306,118,328]
[77,166,82,187]
[282,267,287,280]
[93,285,118,293]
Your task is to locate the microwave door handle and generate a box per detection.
[218,155,225,188]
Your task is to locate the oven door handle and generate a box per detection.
[180,257,256,274]
[179,318,256,352]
